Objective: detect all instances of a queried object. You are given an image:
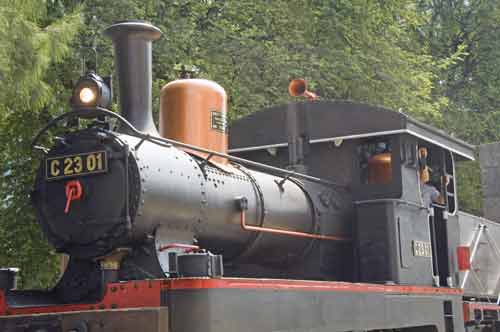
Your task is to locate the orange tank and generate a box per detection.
[159,79,228,164]
[367,153,392,184]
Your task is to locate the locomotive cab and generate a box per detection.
[354,133,469,287]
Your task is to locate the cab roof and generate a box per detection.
[229,101,475,161]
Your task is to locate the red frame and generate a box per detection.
[0,278,463,317]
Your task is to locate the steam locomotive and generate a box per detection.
[2,20,500,332]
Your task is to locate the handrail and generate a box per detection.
[32,107,346,188]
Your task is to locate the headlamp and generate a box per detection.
[71,73,112,109]
[79,87,96,104]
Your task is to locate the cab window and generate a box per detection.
[358,139,392,185]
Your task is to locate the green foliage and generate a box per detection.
[147,0,446,122]
[420,0,500,115]
[0,1,81,288]
[455,159,483,216]
[69,1,448,122]
[418,0,500,214]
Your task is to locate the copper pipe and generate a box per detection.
[158,243,200,252]
[288,79,318,101]
[239,210,350,242]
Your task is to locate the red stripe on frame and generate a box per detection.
[0,278,463,317]
[162,278,463,296]
[0,280,161,316]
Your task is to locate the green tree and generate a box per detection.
[76,1,447,120]
[417,0,500,214]
[0,0,81,288]
[148,1,446,122]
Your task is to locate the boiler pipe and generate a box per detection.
[238,205,350,242]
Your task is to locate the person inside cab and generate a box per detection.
[418,147,445,208]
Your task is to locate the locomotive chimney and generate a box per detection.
[104,21,161,135]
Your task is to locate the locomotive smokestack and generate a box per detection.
[104,21,161,134]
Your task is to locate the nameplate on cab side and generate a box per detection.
[412,240,432,258]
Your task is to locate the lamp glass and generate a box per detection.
[79,87,96,104]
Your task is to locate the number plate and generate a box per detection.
[412,240,432,258]
[45,151,108,181]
